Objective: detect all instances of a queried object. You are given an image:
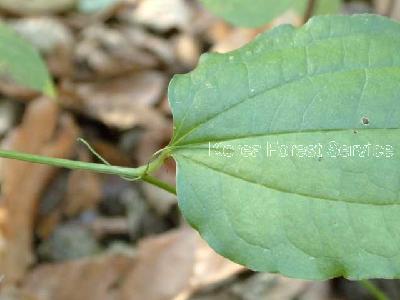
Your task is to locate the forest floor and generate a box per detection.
[0,0,397,299]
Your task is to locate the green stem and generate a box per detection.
[359,280,389,300]
[142,174,176,195]
[0,149,176,195]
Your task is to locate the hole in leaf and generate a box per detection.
[361,117,369,125]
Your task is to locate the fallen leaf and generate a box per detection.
[235,274,308,300]
[133,0,193,32]
[121,227,244,300]
[173,34,201,69]
[90,139,132,167]
[64,71,166,130]
[74,25,159,79]
[8,227,242,300]
[374,0,400,20]
[210,26,261,53]
[64,169,102,217]
[0,285,39,300]
[23,251,135,300]
[0,84,40,102]
[119,27,176,67]
[0,97,78,284]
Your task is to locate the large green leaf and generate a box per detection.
[200,0,341,28]
[168,15,400,280]
[0,23,54,97]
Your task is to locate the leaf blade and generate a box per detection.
[169,15,400,280]
[0,23,54,97]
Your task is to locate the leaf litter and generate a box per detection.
[0,0,369,298]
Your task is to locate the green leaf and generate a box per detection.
[0,23,55,97]
[168,15,400,280]
[200,0,295,28]
[294,0,342,16]
[200,0,341,28]
[315,0,341,15]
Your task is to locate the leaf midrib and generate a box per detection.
[170,128,400,149]
[175,154,400,206]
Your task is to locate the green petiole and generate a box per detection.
[0,148,176,195]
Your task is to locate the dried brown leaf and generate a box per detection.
[133,0,193,32]
[74,25,159,79]
[23,252,135,300]
[11,228,242,300]
[0,97,78,284]
[121,228,244,300]
[64,71,166,130]
[173,34,200,69]
[374,0,400,20]
[63,169,102,216]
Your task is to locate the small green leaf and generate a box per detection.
[168,15,400,280]
[200,0,341,28]
[0,23,55,97]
